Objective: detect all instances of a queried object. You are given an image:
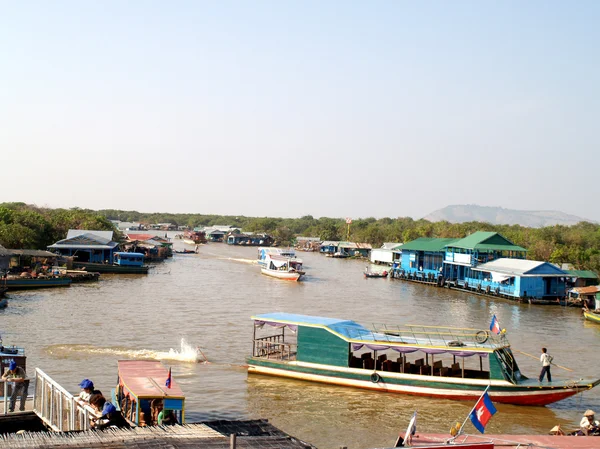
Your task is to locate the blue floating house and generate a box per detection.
[398,237,458,277]
[227,233,274,246]
[48,230,119,264]
[396,231,569,300]
[469,258,568,299]
[443,232,527,284]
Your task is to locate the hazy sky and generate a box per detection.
[1,1,598,220]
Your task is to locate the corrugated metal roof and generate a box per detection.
[400,238,459,252]
[382,242,403,250]
[568,286,600,295]
[472,258,567,277]
[51,232,117,248]
[338,242,372,249]
[48,243,119,250]
[125,233,155,241]
[320,241,339,246]
[0,245,12,257]
[10,249,59,257]
[67,229,114,241]
[448,232,527,252]
[565,270,599,279]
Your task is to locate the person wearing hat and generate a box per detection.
[92,402,130,430]
[580,410,600,436]
[1,360,28,412]
[77,379,102,403]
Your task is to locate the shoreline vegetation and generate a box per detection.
[1,202,599,273]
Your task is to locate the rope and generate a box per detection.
[513,349,574,372]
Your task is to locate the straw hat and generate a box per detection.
[584,409,595,417]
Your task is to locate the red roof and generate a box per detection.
[118,360,184,399]
[125,234,155,241]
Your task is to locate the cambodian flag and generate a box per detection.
[165,367,172,389]
[489,315,501,335]
[470,391,497,433]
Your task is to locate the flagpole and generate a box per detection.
[456,385,490,436]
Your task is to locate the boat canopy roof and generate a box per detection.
[115,252,145,257]
[118,360,184,400]
[252,313,508,355]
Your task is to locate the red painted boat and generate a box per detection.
[411,433,599,449]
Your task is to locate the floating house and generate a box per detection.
[48,230,119,264]
[564,269,599,288]
[443,232,527,283]
[319,241,372,258]
[398,237,458,277]
[202,226,240,242]
[295,237,321,252]
[0,245,11,271]
[469,258,568,299]
[124,234,173,259]
[227,233,273,246]
[370,242,403,265]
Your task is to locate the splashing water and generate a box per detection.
[156,338,208,363]
[45,338,207,363]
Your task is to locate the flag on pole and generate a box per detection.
[489,315,501,335]
[165,367,172,389]
[469,391,497,433]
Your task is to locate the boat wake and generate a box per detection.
[219,257,257,265]
[45,338,208,363]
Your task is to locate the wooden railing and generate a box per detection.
[33,368,98,431]
[253,336,297,361]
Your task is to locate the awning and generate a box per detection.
[351,343,488,357]
[489,271,513,283]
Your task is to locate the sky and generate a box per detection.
[1,1,599,220]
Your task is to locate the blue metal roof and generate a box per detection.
[252,312,356,328]
[115,252,145,257]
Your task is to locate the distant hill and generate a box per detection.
[423,205,595,227]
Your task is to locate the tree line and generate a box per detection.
[1,203,599,273]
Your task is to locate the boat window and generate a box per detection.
[349,348,490,379]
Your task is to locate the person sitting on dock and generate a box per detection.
[158,407,178,426]
[98,402,130,429]
[1,360,29,412]
[77,379,102,402]
[579,410,600,436]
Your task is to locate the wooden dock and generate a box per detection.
[0,420,316,448]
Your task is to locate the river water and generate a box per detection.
[1,238,598,448]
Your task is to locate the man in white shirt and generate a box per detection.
[580,410,600,436]
[539,347,552,382]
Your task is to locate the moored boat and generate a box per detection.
[364,269,388,278]
[73,252,149,274]
[584,310,600,324]
[247,313,599,406]
[406,433,598,449]
[260,255,305,281]
[4,276,72,290]
[114,360,185,426]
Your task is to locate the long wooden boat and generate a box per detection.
[4,277,72,290]
[247,313,600,406]
[114,360,185,426]
[364,270,388,278]
[73,261,149,274]
[583,310,600,324]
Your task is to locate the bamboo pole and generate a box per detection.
[513,349,573,372]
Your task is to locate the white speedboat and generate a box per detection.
[260,254,305,281]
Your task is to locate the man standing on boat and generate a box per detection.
[539,347,552,382]
[1,360,28,412]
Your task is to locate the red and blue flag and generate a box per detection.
[470,391,497,433]
[489,315,501,335]
[165,367,172,389]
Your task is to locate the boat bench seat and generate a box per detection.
[364,358,375,370]
[420,365,432,375]
[439,367,450,377]
[381,360,393,371]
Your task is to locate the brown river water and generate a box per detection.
[1,236,599,448]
